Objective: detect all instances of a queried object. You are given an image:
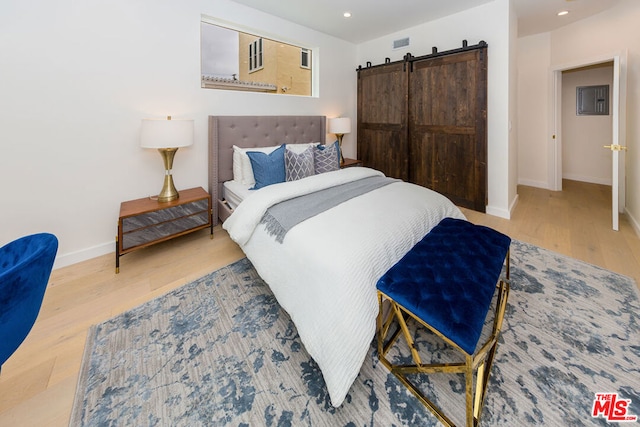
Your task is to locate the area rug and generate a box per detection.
[70,240,640,426]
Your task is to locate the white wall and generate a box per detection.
[507,1,519,214]
[562,65,613,185]
[0,0,358,268]
[517,33,552,188]
[356,0,516,218]
[516,0,640,231]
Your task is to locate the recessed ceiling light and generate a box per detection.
[343,12,352,18]
[557,10,569,16]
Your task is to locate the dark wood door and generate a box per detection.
[357,62,409,180]
[408,48,487,212]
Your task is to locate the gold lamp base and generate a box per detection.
[336,134,345,165]
[157,148,179,203]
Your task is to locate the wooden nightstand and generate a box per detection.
[116,187,213,273]
[341,158,363,168]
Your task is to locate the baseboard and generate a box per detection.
[625,207,640,238]
[562,174,612,186]
[485,192,519,220]
[509,193,520,216]
[485,205,510,219]
[517,178,550,189]
[53,241,113,270]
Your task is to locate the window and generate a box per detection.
[200,18,313,96]
[301,48,310,69]
[249,38,263,72]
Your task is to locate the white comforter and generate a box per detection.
[223,167,465,407]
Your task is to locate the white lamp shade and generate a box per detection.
[329,117,351,134]
[140,118,194,148]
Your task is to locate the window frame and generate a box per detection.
[200,14,317,97]
[300,48,310,69]
[249,38,264,73]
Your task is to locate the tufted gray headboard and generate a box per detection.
[208,115,327,225]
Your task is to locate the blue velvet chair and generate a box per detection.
[0,233,58,372]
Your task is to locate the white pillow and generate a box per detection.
[233,145,281,186]
[232,143,321,185]
[286,142,320,154]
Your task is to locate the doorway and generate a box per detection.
[551,53,627,230]
[562,63,613,185]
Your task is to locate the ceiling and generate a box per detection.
[229,0,620,43]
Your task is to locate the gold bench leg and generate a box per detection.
[474,361,486,420]
[376,272,510,427]
[465,354,474,427]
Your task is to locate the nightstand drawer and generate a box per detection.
[121,199,209,232]
[122,211,210,250]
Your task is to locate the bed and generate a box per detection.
[208,115,465,407]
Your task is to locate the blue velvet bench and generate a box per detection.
[376,217,511,427]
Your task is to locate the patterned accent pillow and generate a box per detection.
[285,146,315,181]
[314,141,341,174]
[246,145,286,190]
[286,142,320,154]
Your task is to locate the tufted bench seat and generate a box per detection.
[376,217,511,427]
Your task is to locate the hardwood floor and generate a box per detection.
[1,180,638,426]
[461,180,640,285]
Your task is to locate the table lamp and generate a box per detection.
[140,116,194,202]
[329,117,351,165]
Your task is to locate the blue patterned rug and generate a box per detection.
[70,240,640,426]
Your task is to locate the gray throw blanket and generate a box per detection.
[260,176,397,243]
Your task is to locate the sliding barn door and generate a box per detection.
[357,62,409,180]
[409,48,488,212]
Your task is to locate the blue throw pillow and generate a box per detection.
[314,141,340,174]
[247,145,286,189]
